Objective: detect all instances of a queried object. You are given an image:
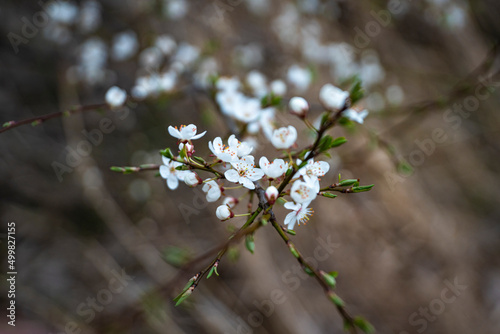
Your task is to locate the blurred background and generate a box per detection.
[1,0,500,333]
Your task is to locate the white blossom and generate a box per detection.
[295,159,330,182]
[208,137,238,162]
[246,70,268,97]
[216,205,233,221]
[287,65,312,92]
[259,157,288,179]
[216,76,241,92]
[270,80,287,96]
[290,179,318,204]
[228,135,254,157]
[159,156,187,190]
[343,109,369,124]
[319,84,349,110]
[222,196,238,208]
[112,31,138,61]
[288,96,309,117]
[265,186,279,205]
[233,98,261,123]
[184,172,201,187]
[202,180,222,202]
[105,86,127,108]
[271,126,297,149]
[225,158,264,189]
[168,124,206,141]
[284,202,313,230]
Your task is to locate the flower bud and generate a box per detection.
[105,86,127,108]
[216,205,233,221]
[179,142,195,156]
[289,96,309,118]
[265,186,279,205]
[222,196,239,209]
[184,172,202,187]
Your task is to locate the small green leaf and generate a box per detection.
[398,161,414,176]
[318,135,334,152]
[288,243,300,258]
[352,184,374,193]
[353,317,375,333]
[160,148,174,159]
[338,179,359,187]
[303,267,314,276]
[329,294,344,307]
[350,78,364,105]
[110,166,125,173]
[321,271,336,288]
[286,229,296,235]
[192,156,206,165]
[320,112,330,127]
[328,271,339,278]
[162,246,191,267]
[245,234,255,254]
[175,165,190,171]
[330,137,347,148]
[174,288,193,306]
[3,121,14,127]
[207,264,219,279]
[321,192,338,199]
[285,167,293,176]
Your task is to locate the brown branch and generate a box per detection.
[0,102,110,134]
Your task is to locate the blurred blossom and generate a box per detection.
[78,37,108,84]
[272,4,300,47]
[164,0,189,20]
[112,31,139,61]
[47,1,79,24]
[194,57,218,88]
[366,92,386,111]
[246,0,270,16]
[246,70,268,98]
[270,80,287,96]
[155,35,177,56]
[446,4,466,29]
[43,23,72,45]
[78,0,101,33]
[386,85,405,106]
[287,65,312,92]
[139,47,163,70]
[172,43,200,68]
[233,43,263,68]
[359,51,385,89]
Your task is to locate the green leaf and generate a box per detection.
[162,246,191,267]
[192,156,206,165]
[330,294,344,307]
[328,271,339,278]
[110,166,125,173]
[303,267,314,276]
[228,247,240,262]
[318,135,334,152]
[286,229,296,235]
[338,179,359,187]
[174,288,193,306]
[353,317,375,333]
[398,161,414,176]
[160,148,174,159]
[245,234,255,254]
[321,271,336,288]
[330,137,347,148]
[350,78,364,105]
[173,279,195,304]
[320,112,330,127]
[321,192,338,199]
[175,165,190,171]
[288,243,300,258]
[352,184,374,193]
[3,121,14,128]
[207,264,219,279]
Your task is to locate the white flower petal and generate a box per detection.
[168,126,181,139]
[224,169,240,183]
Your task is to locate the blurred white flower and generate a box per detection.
[288,96,309,117]
[284,202,313,230]
[216,77,241,92]
[164,0,189,20]
[155,35,177,55]
[105,86,127,108]
[319,84,349,110]
[47,1,79,24]
[233,98,261,123]
[79,0,101,33]
[343,109,369,124]
[246,70,268,98]
[112,31,139,61]
[271,126,297,149]
[270,80,287,96]
[287,65,312,92]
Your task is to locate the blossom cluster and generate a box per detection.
[154,82,369,230]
